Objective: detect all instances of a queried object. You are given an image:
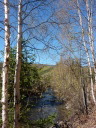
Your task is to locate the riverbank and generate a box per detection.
[72,106,96,128]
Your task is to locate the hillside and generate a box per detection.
[39,65,54,76]
[0,63,54,74]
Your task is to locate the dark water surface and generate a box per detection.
[29,88,65,121]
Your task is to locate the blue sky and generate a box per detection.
[0,0,62,65]
[0,38,61,65]
[1,0,94,66]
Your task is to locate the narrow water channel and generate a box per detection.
[29,88,65,122]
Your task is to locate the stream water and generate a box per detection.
[29,88,66,122]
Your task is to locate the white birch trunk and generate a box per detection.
[77,0,96,105]
[85,0,96,86]
[14,0,22,127]
[1,0,10,127]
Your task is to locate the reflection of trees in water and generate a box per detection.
[29,88,65,121]
[38,106,57,119]
[30,105,57,121]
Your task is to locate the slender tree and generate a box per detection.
[1,0,10,127]
[14,0,22,127]
[85,0,96,86]
[77,0,96,105]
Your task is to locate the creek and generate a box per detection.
[29,88,66,122]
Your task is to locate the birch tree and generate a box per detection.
[76,0,96,105]
[14,0,22,127]
[1,0,10,127]
[85,0,96,86]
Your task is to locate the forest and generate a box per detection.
[0,0,96,128]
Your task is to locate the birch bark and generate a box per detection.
[1,0,10,127]
[85,0,96,86]
[14,0,22,127]
[77,0,96,105]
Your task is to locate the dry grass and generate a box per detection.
[73,106,96,128]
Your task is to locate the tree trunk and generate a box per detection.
[14,0,22,127]
[77,0,96,105]
[82,79,88,115]
[85,0,96,86]
[1,0,10,127]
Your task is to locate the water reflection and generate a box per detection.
[29,88,65,121]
